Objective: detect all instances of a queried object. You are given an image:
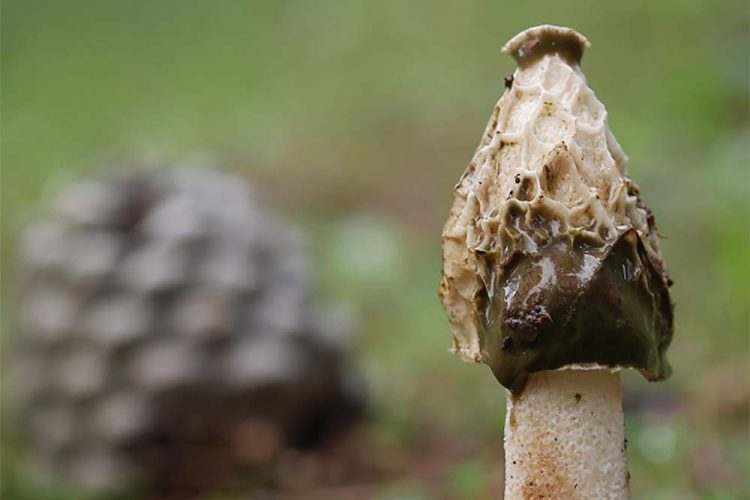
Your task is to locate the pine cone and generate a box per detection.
[11,166,364,494]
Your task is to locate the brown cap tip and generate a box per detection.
[502,25,590,68]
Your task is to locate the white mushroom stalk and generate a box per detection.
[439,25,673,499]
[504,369,627,498]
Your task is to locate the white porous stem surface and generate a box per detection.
[504,369,629,499]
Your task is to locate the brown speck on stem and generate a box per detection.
[574,393,582,403]
[505,75,514,89]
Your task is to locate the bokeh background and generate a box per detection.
[2,1,748,499]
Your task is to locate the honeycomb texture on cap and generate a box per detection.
[11,166,364,493]
[439,26,672,391]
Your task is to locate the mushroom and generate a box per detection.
[439,25,673,498]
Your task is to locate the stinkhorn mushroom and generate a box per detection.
[439,25,673,498]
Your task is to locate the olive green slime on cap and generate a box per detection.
[475,229,673,393]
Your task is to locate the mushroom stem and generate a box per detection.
[503,369,629,499]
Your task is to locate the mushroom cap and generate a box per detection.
[439,26,673,393]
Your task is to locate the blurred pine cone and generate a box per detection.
[11,166,364,494]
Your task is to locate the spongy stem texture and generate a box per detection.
[503,369,628,499]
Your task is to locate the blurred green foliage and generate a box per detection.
[2,0,748,498]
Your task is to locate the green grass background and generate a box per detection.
[2,0,748,498]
